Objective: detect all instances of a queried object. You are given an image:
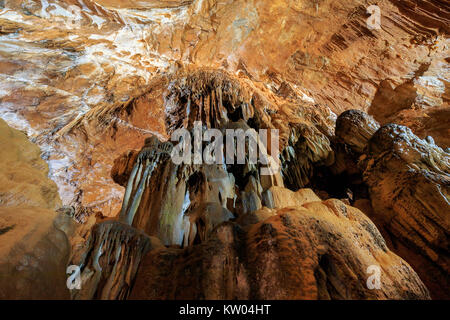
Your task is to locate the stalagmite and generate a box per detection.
[119,161,140,220]
[335,110,380,154]
[360,123,450,299]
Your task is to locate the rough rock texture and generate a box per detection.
[362,124,450,299]
[1,0,447,218]
[130,190,430,300]
[335,110,380,154]
[0,119,72,299]
[69,220,162,300]
[329,110,449,299]
[0,0,448,301]
[112,134,237,247]
[0,118,61,209]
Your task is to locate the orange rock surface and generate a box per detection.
[0,0,448,300]
[130,195,430,300]
[1,0,448,218]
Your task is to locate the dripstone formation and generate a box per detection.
[0,0,448,301]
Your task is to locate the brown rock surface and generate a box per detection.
[362,123,450,299]
[69,220,163,300]
[335,110,380,154]
[264,186,322,209]
[0,119,72,299]
[0,118,61,209]
[130,192,430,300]
[0,207,71,299]
[113,134,237,247]
[1,0,448,218]
[0,0,448,301]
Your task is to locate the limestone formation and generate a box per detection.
[69,220,162,300]
[0,119,61,209]
[280,123,334,190]
[335,110,380,154]
[0,0,448,301]
[0,0,448,219]
[130,191,430,300]
[0,119,72,299]
[362,124,450,299]
[112,136,236,247]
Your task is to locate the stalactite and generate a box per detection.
[165,70,257,132]
[119,161,140,220]
[123,161,156,225]
[70,221,160,300]
[281,124,333,190]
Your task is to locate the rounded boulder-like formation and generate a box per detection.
[130,189,430,300]
[336,110,380,154]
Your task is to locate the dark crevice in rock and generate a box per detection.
[0,224,15,235]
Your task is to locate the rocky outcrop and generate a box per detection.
[362,124,450,299]
[0,119,72,299]
[0,119,61,209]
[69,220,162,300]
[0,0,448,301]
[130,190,430,300]
[332,110,449,299]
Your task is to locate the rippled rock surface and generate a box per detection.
[130,189,430,300]
[0,0,448,301]
[362,124,450,299]
[69,220,162,300]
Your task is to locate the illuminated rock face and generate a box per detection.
[335,110,380,154]
[333,110,450,299]
[362,124,450,299]
[107,70,336,248]
[130,196,430,300]
[0,119,61,209]
[1,0,448,219]
[0,0,448,300]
